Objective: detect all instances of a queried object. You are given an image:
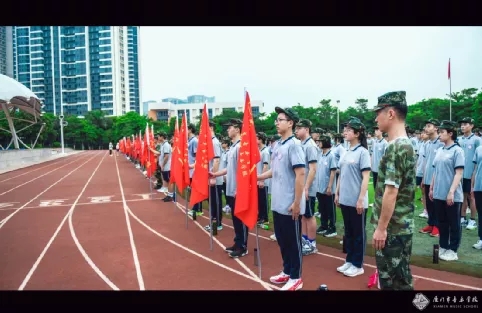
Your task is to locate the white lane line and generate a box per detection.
[0,197,166,212]
[173,203,276,291]
[0,152,100,230]
[114,153,145,290]
[126,207,278,290]
[0,152,85,183]
[195,212,482,291]
[67,152,119,291]
[0,153,88,197]
[19,152,118,290]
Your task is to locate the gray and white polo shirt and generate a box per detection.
[432,144,465,203]
[338,144,371,208]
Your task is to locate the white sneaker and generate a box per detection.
[280,278,303,291]
[337,262,352,273]
[157,187,168,193]
[466,219,477,230]
[270,234,277,241]
[343,265,365,277]
[439,247,447,258]
[472,240,482,250]
[314,212,321,218]
[440,249,458,261]
[222,205,231,213]
[466,208,471,215]
[419,211,428,218]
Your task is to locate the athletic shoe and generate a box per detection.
[419,225,433,234]
[316,226,327,235]
[229,248,248,258]
[270,271,290,284]
[225,245,237,253]
[280,278,303,291]
[343,265,364,277]
[439,247,447,258]
[472,240,482,250]
[324,229,337,238]
[466,219,477,230]
[440,249,458,261]
[430,226,439,237]
[270,234,277,241]
[337,262,352,273]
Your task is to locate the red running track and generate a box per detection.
[0,150,481,291]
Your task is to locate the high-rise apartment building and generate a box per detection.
[11,26,141,116]
[0,26,14,77]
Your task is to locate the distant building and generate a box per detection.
[161,94,215,105]
[147,100,264,123]
[0,26,14,77]
[11,26,141,117]
[142,100,157,116]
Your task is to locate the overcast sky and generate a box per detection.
[139,27,482,112]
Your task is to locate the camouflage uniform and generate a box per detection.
[371,91,416,291]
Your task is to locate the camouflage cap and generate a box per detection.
[458,117,475,124]
[257,131,267,140]
[373,91,407,112]
[344,117,366,131]
[209,120,216,127]
[312,127,324,134]
[438,120,459,130]
[275,107,300,123]
[223,118,243,128]
[158,131,168,138]
[425,118,440,127]
[296,118,312,128]
[319,135,331,143]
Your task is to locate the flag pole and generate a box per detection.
[449,58,452,121]
[255,225,262,278]
[185,187,190,229]
[205,102,214,250]
[244,86,262,277]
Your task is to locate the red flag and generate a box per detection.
[170,116,180,185]
[448,58,451,80]
[234,91,261,230]
[189,104,214,206]
[173,113,190,193]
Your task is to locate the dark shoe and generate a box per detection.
[229,248,248,258]
[162,196,173,202]
[225,245,237,253]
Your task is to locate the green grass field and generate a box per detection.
[178,177,482,278]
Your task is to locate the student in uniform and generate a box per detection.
[187,124,202,216]
[205,121,223,232]
[220,138,231,214]
[268,134,281,242]
[295,119,319,256]
[419,119,443,237]
[335,117,371,278]
[256,132,270,226]
[371,126,388,191]
[152,132,174,202]
[115,142,120,156]
[210,119,249,258]
[417,130,429,218]
[258,107,306,291]
[471,144,482,250]
[371,90,416,290]
[458,117,481,229]
[109,142,113,156]
[315,135,337,237]
[429,121,465,261]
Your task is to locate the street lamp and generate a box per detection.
[336,100,340,133]
[59,114,65,154]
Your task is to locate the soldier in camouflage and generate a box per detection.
[371,91,416,290]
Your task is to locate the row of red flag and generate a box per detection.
[117,90,261,230]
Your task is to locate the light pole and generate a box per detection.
[59,113,65,155]
[336,100,340,133]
